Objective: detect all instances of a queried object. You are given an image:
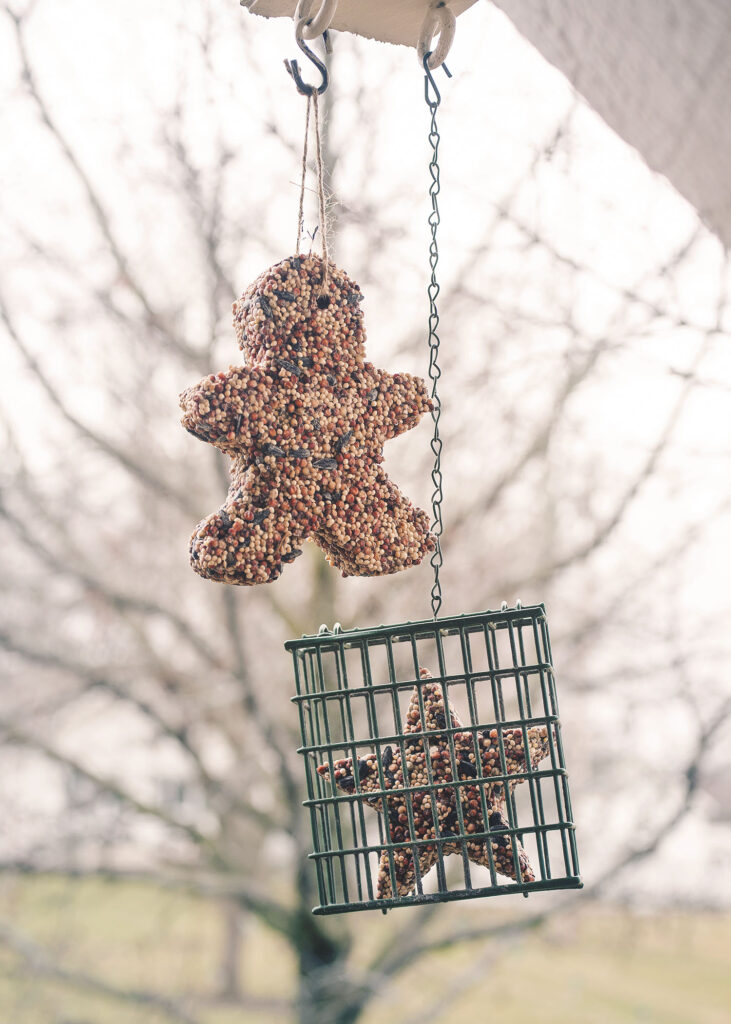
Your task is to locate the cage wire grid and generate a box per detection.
[286,604,581,914]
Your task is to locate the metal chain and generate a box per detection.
[424,55,449,620]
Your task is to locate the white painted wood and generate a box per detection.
[240,0,478,48]
[241,0,731,246]
[491,0,731,248]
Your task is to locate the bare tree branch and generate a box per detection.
[588,696,731,894]
[163,111,237,350]
[0,489,222,668]
[2,2,202,366]
[0,918,202,1024]
[221,587,300,819]
[0,862,299,942]
[401,934,522,1024]
[500,330,715,594]
[449,329,610,533]
[0,629,283,834]
[0,716,215,851]
[0,292,196,515]
[557,493,731,656]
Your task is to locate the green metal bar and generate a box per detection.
[301,767,569,807]
[307,820,575,859]
[362,639,399,905]
[519,620,552,879]
[393,637,428,896]
[540,614,580,877]
[312,876,583,916]
[295,712,558,755]
[434,627,473,890]
[334,645,368,903]
[527,614,566,879]
[534,617,572,875]
[308,648,339,905]
[507,617,549,881]
[459,625,500,887]
[284,607,548,651]
[486,619,526,883]
[292,651,329,907]
[337,658,361,902]
[300,651,333,905]
[408,632,448,893]
[290,665,549,703]
[314,644,350,901]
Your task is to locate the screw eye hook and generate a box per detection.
[285,28,329,96]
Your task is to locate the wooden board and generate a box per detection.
[240,0,479,48]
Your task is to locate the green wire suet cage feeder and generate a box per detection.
[287,604,581,914]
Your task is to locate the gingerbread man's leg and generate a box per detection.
[190,466,307,585]
[317,465,433,577]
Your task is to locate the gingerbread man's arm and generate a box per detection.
[180,366,267,455]
[369,367,432,440]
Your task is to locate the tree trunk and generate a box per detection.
[294,905,363,1024]
[297,954,367,1024]
[217,900,243,1001]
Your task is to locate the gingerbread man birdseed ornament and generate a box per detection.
[180,254,435,585]
[317,669,550,900]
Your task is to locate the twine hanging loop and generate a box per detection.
[294,85,330,292]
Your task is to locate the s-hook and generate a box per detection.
[284,23,330,95]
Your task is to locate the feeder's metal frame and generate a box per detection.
[287,604,582,915]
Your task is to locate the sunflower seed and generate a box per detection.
[274,357,302,377]
[334,430,352,453]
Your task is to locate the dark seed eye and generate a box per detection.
[316,295,330,309]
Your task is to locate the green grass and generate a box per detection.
[0,876,729,1024]
[385,911,731,1024]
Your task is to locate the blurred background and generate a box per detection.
[1,1,730,1021]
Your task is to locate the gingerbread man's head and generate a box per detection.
[232,255,366,374]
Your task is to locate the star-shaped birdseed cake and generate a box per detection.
[317,669,550,899]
